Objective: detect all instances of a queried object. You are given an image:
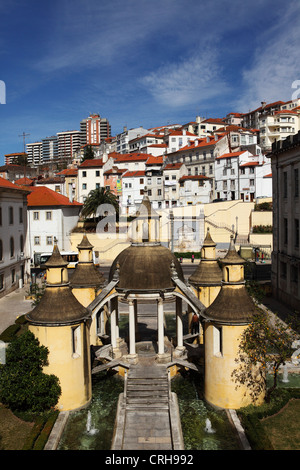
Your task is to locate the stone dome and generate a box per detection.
[109,242,184,292]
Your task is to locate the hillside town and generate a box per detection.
[1,98,300,315]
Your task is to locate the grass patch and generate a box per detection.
[0,404,34,450]
[261,399,300,450]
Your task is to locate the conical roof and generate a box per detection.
[26,245,89,325]
[221,235,245,265]
[70,234,106,288]
[44,244,68,267]
[189,228,222,286]
[205,286,256,324]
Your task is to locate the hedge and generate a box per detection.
[22,410,59,450]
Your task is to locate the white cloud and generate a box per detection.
[235,2,300,112]
[141,48,230,108]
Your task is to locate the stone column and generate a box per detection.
[157,298,164,355]
[174,296,186,358]
[128,299,138,363]
[110,298,121,358]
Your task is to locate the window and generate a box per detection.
[82,183,87,190]
[9,206,13,225]
[148,189,152,196]
[96,183,100,189]
[72,326,81,357]
[55,185,60,192]
[158,189,162,196]
[295,219,299,248]
[294,168,299,197]
[82,171,87,177]
[291,265,298,284]
[213,326,223,356]
[157,177,161,184]
[172,175,176,180]
[240,168,245,175]
[34,236,40,245]
[283,171,288,198]
[46,236,53,245]
[140,178,144,184]
[33,211,39,220]
[250,179,255,186]
[95,170,100,177]
[19,207,23,224]
[0,240,2,260]
[10,237,14,257]
[46,211,52,220]
[20,235,24,252]
[284,218,288,245]
[280,261,287,279]
[0,273,4,290]
[0,207,2,225]
[11,269,15,284]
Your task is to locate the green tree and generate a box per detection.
[81,187,119,219]
[81,145,95,162]
[232,309,297,403]
[0,331,61,412]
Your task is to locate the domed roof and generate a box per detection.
[109,242,184,292]
[70,234,106,288]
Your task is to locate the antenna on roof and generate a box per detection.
[18,131,30,180]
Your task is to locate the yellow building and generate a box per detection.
[70,234,106,346]
[204,236,265,409]
[188,228,222,307]
[26,245,92,411]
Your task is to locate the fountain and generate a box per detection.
[86,410,98,435]
[282,363,289,383]
[204,417,215,434]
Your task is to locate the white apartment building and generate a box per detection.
[164,129,197,153]
[121,170,146,215]
[0,177,30,297]
[259,108,300,151]
[178,175,213,206]
[116,127,149,154]
[128,133,165,154]
[77,159,105,203]
[215,150,272,201]
[107,152,149,172]
[27,186,82,260]
[163,162,187,208]
[35,177,66,196]
[57,130,81,161]
[182,116,226,137]
[26,141,43,166]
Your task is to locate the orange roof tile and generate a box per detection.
[0,176,29,192]
[216,151,246,160]
[122,170,146,178]
[146,155,164,165]
[27,186,82,207]
[78,158,104,168]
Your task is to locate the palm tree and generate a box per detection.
[81,187,119,219]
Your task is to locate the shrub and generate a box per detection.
[0,331,61,412]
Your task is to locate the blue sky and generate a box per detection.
[1,0,300,164]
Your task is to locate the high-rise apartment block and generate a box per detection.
[26,141,43,166]
[57,130,81,161]
[42,136,58,163]
[80,114,111,146]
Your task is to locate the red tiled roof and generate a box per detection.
[263,173,272,178]
[56,168,78,176]
[179,175,211,182]
[146,155,164,165]
[216,151,246,160]
[27,186,82,207]
[122,170,146,178]
[239,161,260,167]
[109,152,149,162]
[78,158,104,168]
[0,176,27,191]
[14,177,34,185]
[164,163,183,170]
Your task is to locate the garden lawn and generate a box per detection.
[261,399,300,450]
[0,404,33,450]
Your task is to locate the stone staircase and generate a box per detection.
[112,363,184,450]
[125,369,169,411]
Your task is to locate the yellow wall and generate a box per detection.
[204,322,265,409]
[29,322,92,411]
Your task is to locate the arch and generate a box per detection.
[89,290,119,320]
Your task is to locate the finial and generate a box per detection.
[170,261,178,278]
